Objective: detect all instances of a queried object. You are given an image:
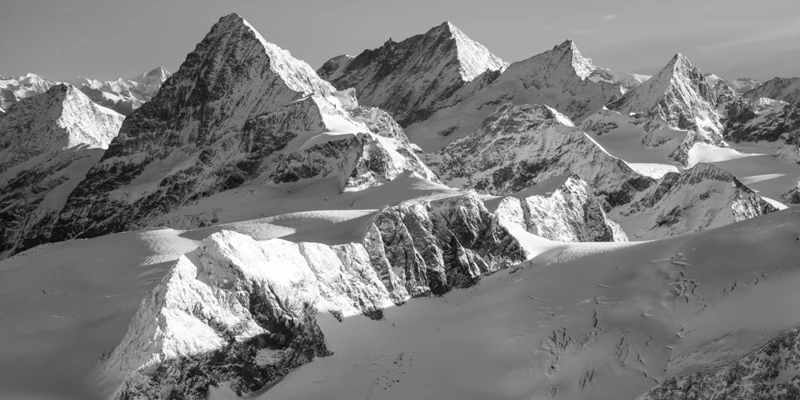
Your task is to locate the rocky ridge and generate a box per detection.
[104,189,556,398]
[487,175,628,242]
[405,40,626,150]
[745,77,800,104]
[318,21,506,126]
[640,324,800,400]
[612,162,777,239]
[17,13,436,254]
[429,103,653,206]
[0,84,124,255]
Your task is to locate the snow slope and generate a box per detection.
[207,206,800,400]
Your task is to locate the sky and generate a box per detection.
[1,0,799,82]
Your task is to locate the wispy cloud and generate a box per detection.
[601,15,617,22]
[542,26,553,31]
[702,17,800,51]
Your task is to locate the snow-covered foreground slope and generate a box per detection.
[404,40,624,151]
[203,206,800,400]
[0,84,123,256]
[318,21,506,127]
[0,228,200,400]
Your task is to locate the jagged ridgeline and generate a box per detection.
[14,13,436,253]
[4,8,800,400]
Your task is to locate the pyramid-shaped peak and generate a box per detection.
[145,66,170,78]
[543,39,596,79]
[195,13,333,97]
[666,53,693,69]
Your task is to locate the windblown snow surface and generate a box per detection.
[204,207,800,400]
[6,191,800,399]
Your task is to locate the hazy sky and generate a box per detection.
[2,0,799,82]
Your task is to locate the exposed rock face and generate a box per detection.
[583,54,726,165]
[489,175,628,242]
[0,84,123,256]
[27,13,435,252]
[725,100,800,163]
[105,192,548,398]
[106,231,394,399]
[68,66,172,115]
[430,103,653,206]
[608,54,720,134]
[370,193,530,296]
[639,325,800,400]
[405,40,624,150]
[745,76,800,103]
[613,163,777,239]
[318,21,506,127]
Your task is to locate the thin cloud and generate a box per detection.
[601,15,617,22]
[702,18,800,51]
[542,26,553,31]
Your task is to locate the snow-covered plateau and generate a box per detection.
[3,11,800,400]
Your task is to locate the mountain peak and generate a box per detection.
[198,13,333,97]
[316,19,504,126]
[550,39,596,79]
[145,66,170,79]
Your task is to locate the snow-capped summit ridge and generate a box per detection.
[212,13,334,97]
[432,21,507,81]
[317,20,505,126]
[551,39,597,79]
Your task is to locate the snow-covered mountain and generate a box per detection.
[0,84,123,256]
[725,100,800,161]
[101,189,559,399]
[582,54,725,166]
[428,103,653,205]
[487,174,628,242]
[317,22,506,127]
[607,54,722,139]
[5,10,800,400]
[404,40,626,151]
[67,66,172,115]
[0,67,170,116]
[26,13,435,252]
[0,73,57,111]
[612,163,776,239]
[745,76,800,103]
[727,77,762,94]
